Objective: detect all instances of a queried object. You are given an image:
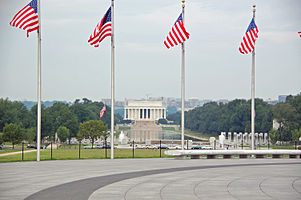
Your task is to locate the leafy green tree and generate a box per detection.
[0,132,4,145]
[78,120,107,148]
[25,127,36,144]
[70,103,94,123]
[0,98,34,132]
[3,123,23,149]
[57,126,70,143]
[167,112,181,125]
[272,103,297,142]
[158,119,168,124]
[44,102,79,140]
[269,129,279,145]
[291,129,301,143]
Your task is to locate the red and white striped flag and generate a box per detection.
[9,0,39,37]
[239,18,259,54]
[88,7,112,47]
[164,13,190,49]
[99,105,106,118]
[298,31,301,38]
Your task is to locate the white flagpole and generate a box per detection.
[36,0,42,162]
[110,0,115,159]
[251,5,256,151]
[181,0,185,150]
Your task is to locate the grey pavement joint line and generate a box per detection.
[24,162,301,200]
[259,177,274,199]
[292,178,301,195]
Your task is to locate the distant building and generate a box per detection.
[123,99,167,121]
[278,95,288,103]
[264,98,278,105]
[188,98,200,108]
[200,99,213,106]
[216,99,229,104]
[101,99,124,107]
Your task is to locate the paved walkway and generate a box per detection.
[0,150,36,157]
[0,159,300,200]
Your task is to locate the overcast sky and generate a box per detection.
[0,0,300,102]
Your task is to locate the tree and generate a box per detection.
[57,126,70,143]
[44,102,79,140]
[0,132,4,145]
[158,118,168,124]
[25,127,36,144]
[291,129,301,143]
[78,120,107,148]
[167,112,181,125]
[0,98,34,132]
[3,123,23,149]
[272,103,297,142]
[269,129,279,145]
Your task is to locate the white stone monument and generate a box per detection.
[219,134,225,149]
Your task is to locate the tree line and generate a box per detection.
[167,94,301,142]
[0,98,120,147]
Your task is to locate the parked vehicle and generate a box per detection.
[27,144,43,149]
[191,146,202,149]
[95,144,103,149]
[27,144,36,149]
[202,146,213,150]
[169,145,181,150]
[157,145,169,149]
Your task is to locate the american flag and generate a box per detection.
[164,13,190,49]
[99,105,106,118]
[10,0,39,37]
[298,31,301,38]
[239,18,259,54]
[88,7,112,47]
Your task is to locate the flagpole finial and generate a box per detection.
[253,5,256,8]
[182,0,185,3]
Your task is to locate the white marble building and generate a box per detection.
[124,100,167,121]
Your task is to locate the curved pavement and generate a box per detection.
[0,159,300,200]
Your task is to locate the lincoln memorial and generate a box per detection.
[124,100,167,121]
[124,99,167,143]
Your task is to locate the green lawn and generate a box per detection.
[162,127,176,131]
[0,149,171,162]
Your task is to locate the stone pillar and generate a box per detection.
[153,109,155,119]
[264,133,268,145]
[233,132,237,149]
[259,133,263,145]
[255,133,259,146]
[239,132,243,146]
[244,132,248,145]
[228,132,232,142]
[249,133,252,146]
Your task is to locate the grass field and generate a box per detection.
[0,149,171,162]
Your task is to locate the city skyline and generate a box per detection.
[1,0,300,102]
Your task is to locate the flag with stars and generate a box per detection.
[239,18,259,54]
[88,7,112,47]
[164,13,190,49]
[10,0,39,37]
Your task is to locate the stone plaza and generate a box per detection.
[0,159,300,200]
